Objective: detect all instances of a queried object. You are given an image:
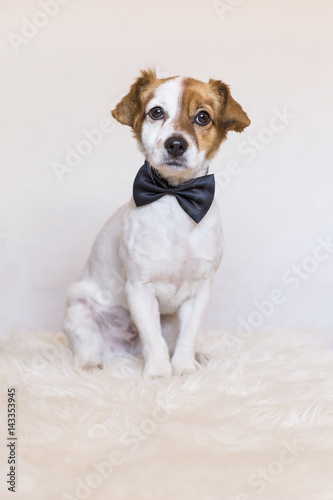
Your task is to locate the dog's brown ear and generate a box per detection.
[111,69,159,129]
[209,79,251,133]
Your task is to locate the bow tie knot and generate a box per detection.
[133,161,215,223]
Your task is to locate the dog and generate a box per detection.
[63,69,250,376]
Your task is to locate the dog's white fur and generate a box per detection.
[64,72,249,376]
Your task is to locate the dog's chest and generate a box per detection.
[121,197,223,308]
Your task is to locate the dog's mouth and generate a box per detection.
[164,160,187,168]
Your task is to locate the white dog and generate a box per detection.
[63,69,250,376]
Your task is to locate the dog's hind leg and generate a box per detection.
[63,281,105,369]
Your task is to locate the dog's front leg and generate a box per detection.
[126,283,172,377]
[171,279,212,375]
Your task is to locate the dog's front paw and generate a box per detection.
[144,358,172,378]
[75,348,104,371]
[81,360,104,370]
[171,353,199,375]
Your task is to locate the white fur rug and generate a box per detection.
[1,328,333,500]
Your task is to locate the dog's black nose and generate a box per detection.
[164,136,188,158]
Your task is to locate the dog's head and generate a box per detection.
[111,69,250,184]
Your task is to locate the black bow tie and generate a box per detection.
[133,161,215,223]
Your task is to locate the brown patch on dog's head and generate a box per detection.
[111,69,174,141]
[174,77,251,160]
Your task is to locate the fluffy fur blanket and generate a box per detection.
[0,328,332,500]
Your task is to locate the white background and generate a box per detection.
[0,0,332,336]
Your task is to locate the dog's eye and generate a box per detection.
[148,107,164,120]
[195,111,211,126]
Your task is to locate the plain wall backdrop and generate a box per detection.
[0,0,332,336]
